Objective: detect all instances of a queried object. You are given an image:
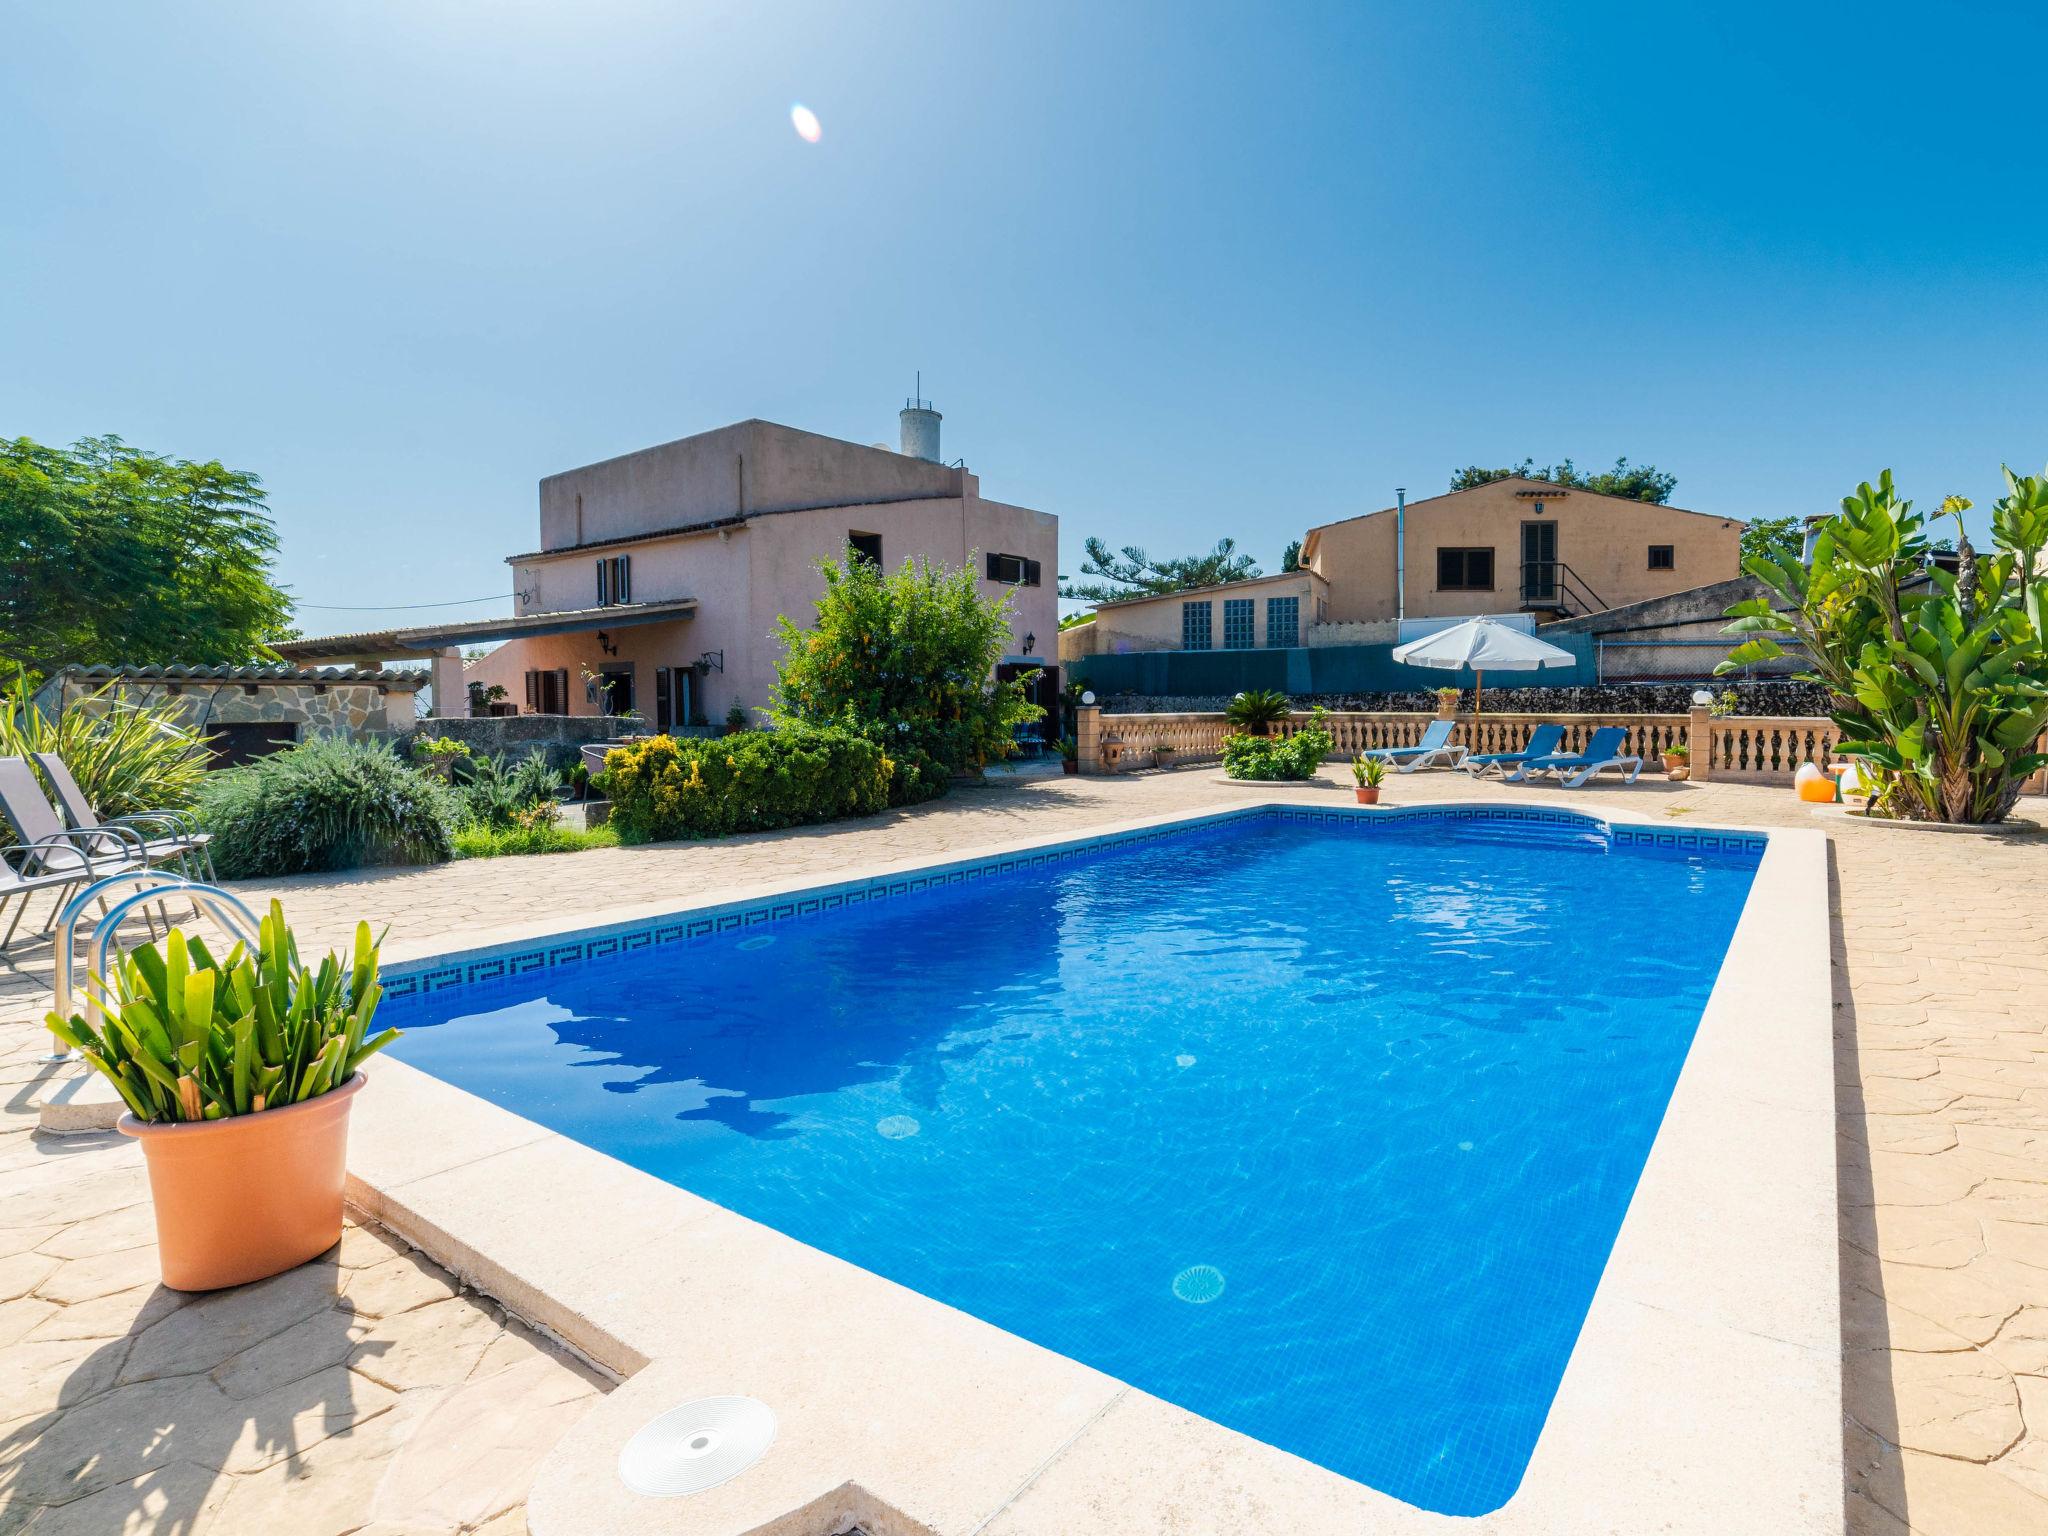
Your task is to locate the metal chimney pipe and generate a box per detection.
[1395,487,1408,626]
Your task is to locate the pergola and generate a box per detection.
[272,599,698,716]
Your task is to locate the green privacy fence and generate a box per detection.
[1065,636,1597,697]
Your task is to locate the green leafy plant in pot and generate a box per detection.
[1352,752,1389,804]
[45,901,399,1290]
[1224,689,1291,737]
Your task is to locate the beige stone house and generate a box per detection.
[1058,478,1743,664]
[279,403,1060,732]
[1301,477,1743,626]
[1060,570,1328,657]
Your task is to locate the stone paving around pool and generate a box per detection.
[0,766,2043,1534]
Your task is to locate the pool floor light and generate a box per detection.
[617,1396,777,1497]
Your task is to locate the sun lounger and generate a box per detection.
[0,757,150,948]
[1459,723,1564,779]
[1505,726,1643,788]
[1358,718,1468,773]
[32,751,215,880]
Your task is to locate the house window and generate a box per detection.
[1266,595,1300,648]
[595,555,631,607]
[984,552,1042,586]
[523,668,568,715]
[1222,597,1255,649]
[1181,600,1212,651]
[1437,547,1495,591]
[848,531,883,566]
[595,664,634,716]
[1648,544,1675,571]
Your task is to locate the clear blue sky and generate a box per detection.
[5,1,2044,631]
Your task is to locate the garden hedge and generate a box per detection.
[602,726,892,842]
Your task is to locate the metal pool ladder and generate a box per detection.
[49,870,263,1027]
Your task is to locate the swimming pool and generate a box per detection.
[382,806,1764,1517]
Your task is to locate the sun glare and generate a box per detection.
[790,104,822,143]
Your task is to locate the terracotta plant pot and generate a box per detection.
[1355,786,1381,805]
[120,1073,365,1291]
[1061,759,1078,775]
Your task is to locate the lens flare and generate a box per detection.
[790,104,822,143]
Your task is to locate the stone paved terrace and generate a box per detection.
[0,767,2044,1534]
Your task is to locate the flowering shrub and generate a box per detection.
[602,726,891,843]
[770,553,1041,804]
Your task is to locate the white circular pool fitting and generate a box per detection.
[876,1114,921,1139]
[617,1396,776,1497]
[1172,1264,1227,1304]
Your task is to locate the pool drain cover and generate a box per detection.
[617,1396,776,1497]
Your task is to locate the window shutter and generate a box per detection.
[618,556,630,604]
[524,670,538,710]
[986,552,1001,580]
[1024,558,1041,587]
[595,560,608,606]
[553,670,568,714]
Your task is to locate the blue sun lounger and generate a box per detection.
[1460,723,1564,779]
[1506,726,1644,788]
[1358,717,1467,773]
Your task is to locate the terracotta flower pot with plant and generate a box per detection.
[1352,752,1388,805]
[1662,741,1691,780]
[45,901,399,1292]
[1057,735,1079,774]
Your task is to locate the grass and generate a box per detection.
[452,819,621,859]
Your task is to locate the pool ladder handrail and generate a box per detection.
[51,870,263,1025]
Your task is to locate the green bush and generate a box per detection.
[451,750,562,831]
[3,674,209,817]
[770,553,1041,804]
[1223,716,1333,781]
[452,815,619,859]
[198,736,456,877]
[603,726,891,843]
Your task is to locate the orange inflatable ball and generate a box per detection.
[1795,762,1837,803]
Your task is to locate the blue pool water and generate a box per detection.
[384,809,1762,1515]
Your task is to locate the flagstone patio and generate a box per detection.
[0,767,2042,1534]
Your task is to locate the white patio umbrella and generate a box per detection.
[1391,617,1578,716]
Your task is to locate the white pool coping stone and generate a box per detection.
[347,798,1840,1536]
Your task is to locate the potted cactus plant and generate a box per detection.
[45,901,398,1291]
[1352,752,1389,804]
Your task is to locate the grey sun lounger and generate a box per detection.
[1505,726,1644,788]
[32,751,215,880]
[0,757,150,948]
[1358,718,1468,773]
[1460,723,1564,779]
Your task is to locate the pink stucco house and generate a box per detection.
[278,403,1060,734]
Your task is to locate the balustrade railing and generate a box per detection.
[1078,704,2048,793]
[1705,716,1843,779]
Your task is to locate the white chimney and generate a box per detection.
[899,373,942,462]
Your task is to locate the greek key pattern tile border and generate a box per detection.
[383,804,1765,1000]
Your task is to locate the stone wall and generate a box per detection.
[1100,678,1836,718]
[51,675,422,739]
[1302,619,1399,647]
[401,714,643,771]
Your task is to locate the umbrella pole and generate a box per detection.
[1474,670,1483,718]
